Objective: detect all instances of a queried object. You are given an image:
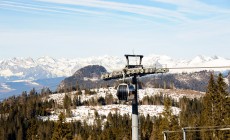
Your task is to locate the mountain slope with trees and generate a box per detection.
[58,65,230,92]
[0,73,229,139]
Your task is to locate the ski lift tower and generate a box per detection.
[101,54,169,140]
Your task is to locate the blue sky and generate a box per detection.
[0,0,230,59]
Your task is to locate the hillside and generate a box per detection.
[57,65,108,92]
[58,65,230,92]
[0,72,229,140]
[39,87,204,124]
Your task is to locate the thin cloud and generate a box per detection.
[35,0,230,23]
[153,0,230,14]
[0,1,106,16]
[0,3,68,14]
[36,0,189,22]
[6,0,228,24]
[0,1,167,24]
[1,0,229,25]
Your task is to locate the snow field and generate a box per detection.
[39,105,180,125]
[40,87,204,124]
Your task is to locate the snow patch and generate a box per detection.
[39,105,180,124]
[42,87,204,124]
[48,87,204,106]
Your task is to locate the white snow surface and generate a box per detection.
[41,87,204,124]
[47,87,204,105]
[39,105,180,125]
[0,54,230,79]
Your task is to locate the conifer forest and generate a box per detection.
[0,73,229,140]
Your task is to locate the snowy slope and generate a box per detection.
[39,105,180,124]
[47,87,204,106]
[1,55,230,80]
[41,87,195,124]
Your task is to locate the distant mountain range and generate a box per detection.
[1,55,230,81]
[1,54,230,100]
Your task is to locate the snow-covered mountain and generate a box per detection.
[0,56,123,81]
[1,55,230,81]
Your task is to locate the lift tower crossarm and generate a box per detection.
[101,67,169,80]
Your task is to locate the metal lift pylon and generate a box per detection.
[101,54,169,140]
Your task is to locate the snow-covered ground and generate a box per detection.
[138,88,205,101]
[39,105,180,125]
[47,87,204,106]
[39,87,204,124]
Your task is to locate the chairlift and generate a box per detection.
[117,83,135,101]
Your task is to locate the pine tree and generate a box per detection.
[202,73,217,126]
[226,96,230,124]
[216,73,228,124]
[0,127,3,138]
[63,94,71,109]
[151,97,180,140]
[162,97,173,123]
[201,73,216,139]
[63,94,72,117]
[17,126,24,140]
[216,73,229,139]
[140,114,153,140]
[26,119,38,140]
[201,73,230,139]
[52,113,72,140]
